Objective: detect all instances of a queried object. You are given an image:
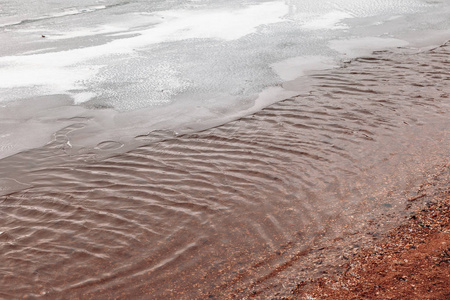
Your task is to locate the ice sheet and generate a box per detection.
[300,11,353,30]
[271,56,337,81]
[0,1,288,104]
[329,37,410,57]
[0,0,449,159]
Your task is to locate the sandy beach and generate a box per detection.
[0,40,449,299]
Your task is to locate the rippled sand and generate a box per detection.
[0,42,449,299]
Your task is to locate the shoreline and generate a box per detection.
[0,41,449,299]
[290,164,450,299]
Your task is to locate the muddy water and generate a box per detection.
[1,43,449,299]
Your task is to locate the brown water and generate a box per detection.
[0,43,449,299]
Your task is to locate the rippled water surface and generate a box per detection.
[1,1,450,299]
[1,43,449,298]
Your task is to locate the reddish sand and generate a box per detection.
[290,165,450,300]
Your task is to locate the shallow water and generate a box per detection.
[0,43,449,298]
[1,1,450,298]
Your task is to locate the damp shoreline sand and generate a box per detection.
[288,164,450,299]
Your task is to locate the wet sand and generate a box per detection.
[0,42,449,299]
[290,164,450,299]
